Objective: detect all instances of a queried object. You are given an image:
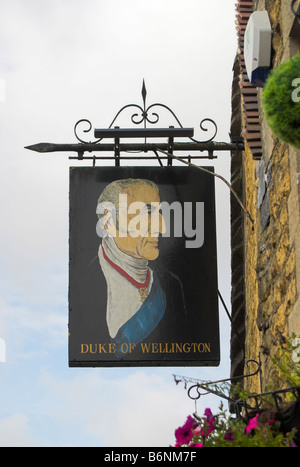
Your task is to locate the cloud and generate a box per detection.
[39,368,209,447]
[0,292,67,364]
[0,367,224,447]
[0,413,36,447]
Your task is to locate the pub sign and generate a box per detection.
[69,166,220,367]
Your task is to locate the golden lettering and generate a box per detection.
[81,344,89,354]
[80,342,212,355]
[89,344,98,354]
[140,342,211,353]
[140,342,150,353]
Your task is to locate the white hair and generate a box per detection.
[97,178,158,225]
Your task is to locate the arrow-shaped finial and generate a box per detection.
[142,79,147,109]
[24,143,54,153]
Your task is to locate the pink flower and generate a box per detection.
[190,443,204,447]
[245,414,259,434]
[175,415,198,445]
[204,408,215,422]
[192,425,201,436]
[200,408,216,438]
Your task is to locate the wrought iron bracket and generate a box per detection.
[24,82,252,227]
[25,80,244,164]
[173,356,262,406]
[173,354,300,421]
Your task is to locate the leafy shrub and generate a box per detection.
[262,55,300,149]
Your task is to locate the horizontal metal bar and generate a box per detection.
[25,141,244,154]
[68,154,217,160]
[94,127,194,138]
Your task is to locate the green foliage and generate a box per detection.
[272,334,300,392]
[262,55,300,149]
[173,335,300,447]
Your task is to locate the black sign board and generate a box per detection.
[69,166,220,367]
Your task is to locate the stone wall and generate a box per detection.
[231,0,300,394]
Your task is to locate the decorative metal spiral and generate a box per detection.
[174,357,262,407]
[74,119,99,144]
[187,384,210,401]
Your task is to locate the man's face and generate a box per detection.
[114,183,166,260]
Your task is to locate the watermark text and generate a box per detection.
[96,195,204,249]
[0,338,6,363]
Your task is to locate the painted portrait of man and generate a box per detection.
[96,179,168,352]
[68,166,220,367]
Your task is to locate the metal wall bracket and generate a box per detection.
[174,355,300,420]
[25,80,244,163]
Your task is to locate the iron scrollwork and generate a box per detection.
[74,80,218,144]
[174,356,300,422]
[173,357,262,407]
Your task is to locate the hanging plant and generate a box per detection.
[172,335,300,447]
[262,55,300,149]
[172,405,298,447]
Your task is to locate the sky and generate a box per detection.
[0,0,238,447]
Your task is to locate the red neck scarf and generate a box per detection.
[101,245,150,290]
